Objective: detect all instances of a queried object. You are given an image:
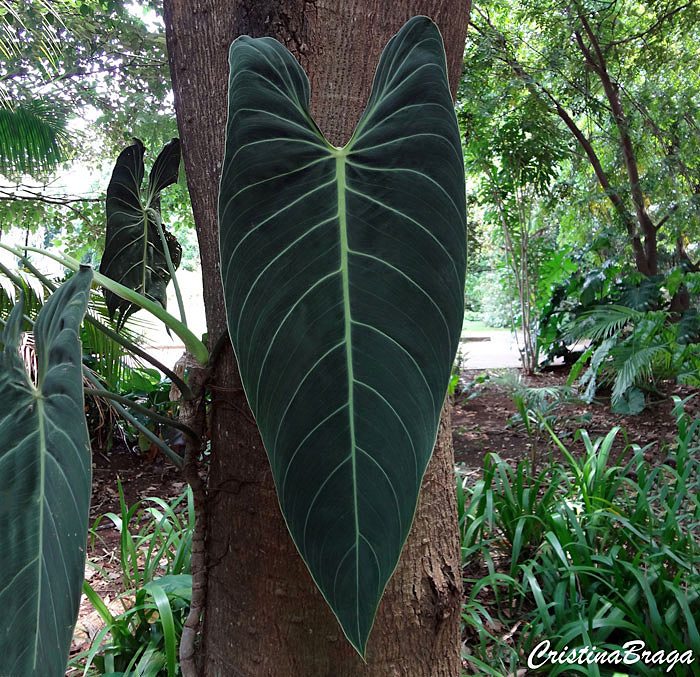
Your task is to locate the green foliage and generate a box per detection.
[463,0,700,373]
[0,235,196,675]
[0,271,44,328]
[2,0,176,156]
[0,100,70,177]
[219,17,466,655]
[0,0,189,262]
[539,261,700,411]
[466,0,700,267]
[460,398,700,676]
[565,302,700,413]
[92,479,193,592]
[0,267,93,677]
[99,138,183,329]
[0,263,174,450]
[472,267,513,328]
[79,575,191,677]
[72,483,194,677]
[460,46,580,368]
[119,376,182,454]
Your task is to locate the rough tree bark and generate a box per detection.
[163,2,470,674]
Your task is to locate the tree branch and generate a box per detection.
[605,1,694,47]
[574,3,657,274]
[471,9,648,271]
[655,204,678,231]
[0,185,101,229]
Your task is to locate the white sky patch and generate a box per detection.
[126,1,164,32]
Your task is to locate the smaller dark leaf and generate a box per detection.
[148,138,181,197]
[99,138,182,330]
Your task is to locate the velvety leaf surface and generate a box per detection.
[0,266,93,676]
[219,16,466,654]
[99,138,182,329]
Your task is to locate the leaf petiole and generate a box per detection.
[0,242,209,365]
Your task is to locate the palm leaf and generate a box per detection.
[0,101,70,177]
[568,305,642,343]
[611,344,666,406]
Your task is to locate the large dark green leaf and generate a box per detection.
[99,138,182,329]
[219,16,466,654]
[0,266,93,676]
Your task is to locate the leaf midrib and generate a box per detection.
[33,388,45,669]
[334,150,360,639]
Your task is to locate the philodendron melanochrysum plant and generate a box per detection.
[219,15,466,654]
[0,14,465,673]
[0,139,202,675]
[99,137,184,330]
[0,267,93,677]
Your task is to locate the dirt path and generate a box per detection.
[459,330,523,369]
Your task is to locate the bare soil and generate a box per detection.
[452,366,697,471]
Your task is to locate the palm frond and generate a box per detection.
[567,305,643,343]
[0,0,64,73]
[611,344,667,405]
[0,100,71,177]
[493,370,576,407]
[578,337,616,402]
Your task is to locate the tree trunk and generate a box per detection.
[163,2,469,674]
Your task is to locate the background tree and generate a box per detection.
[465,0,700,282]
[462,82,566,371]
[163,1,469,674]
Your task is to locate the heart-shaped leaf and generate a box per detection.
[220,16,466,654]
[0,266,93,676]
[99,138,182,329]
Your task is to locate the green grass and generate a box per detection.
[462,318,509,333]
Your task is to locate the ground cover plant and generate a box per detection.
[69,484,193,677]
[458,395,700,676]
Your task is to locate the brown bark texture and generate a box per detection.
[163,1,470,674]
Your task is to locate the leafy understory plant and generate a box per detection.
[69,484,194,677]
[78,574,191,677]
[492,370,581,471]
[567,304,700,414]
[0,137,203,677]
[0,14,466,673]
